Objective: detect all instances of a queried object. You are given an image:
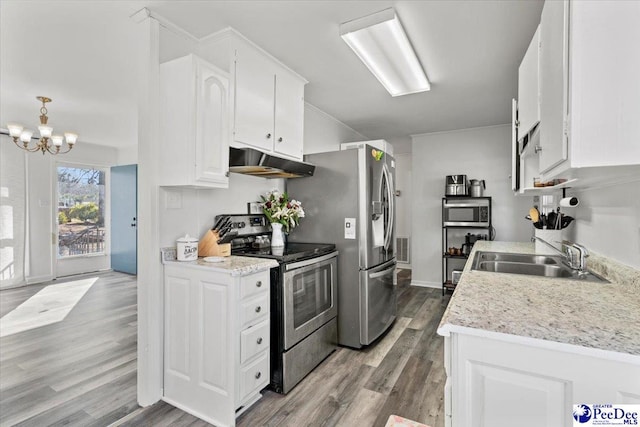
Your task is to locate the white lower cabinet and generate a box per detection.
[163,265,270,427]
[444,333,640,427]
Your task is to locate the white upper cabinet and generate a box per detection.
[516,0,640,188]
[233,41,307,161]
[274,70,305,159]
[539,0,569,174]
[234,47,277,153]
[517,25,541,139]
[540,0,640,176]
[568,1,640,169]
[159,54,230,188]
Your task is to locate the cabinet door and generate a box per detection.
[274,71,305,160]
[518,25,540,138]
[164,268,235,427]
[539,0,569,173]
[195,59,230,185]
[234,47,275,152]
[569,1,640,167]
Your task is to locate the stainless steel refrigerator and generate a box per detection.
[288,143,397,348]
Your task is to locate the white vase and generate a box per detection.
[271,223,285,248]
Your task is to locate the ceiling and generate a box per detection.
[0,0,543,149]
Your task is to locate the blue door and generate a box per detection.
[111,164,137,274]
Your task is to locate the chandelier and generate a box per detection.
[6,96,78,155]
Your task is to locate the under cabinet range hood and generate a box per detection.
[228,147,315,178]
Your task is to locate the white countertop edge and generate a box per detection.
[164,257,278,276]
[437,324,640,365]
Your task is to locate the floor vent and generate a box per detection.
[396,237,410,264]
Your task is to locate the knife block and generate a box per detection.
[198,230,231,257]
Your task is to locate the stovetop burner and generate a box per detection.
[233,242,336,263]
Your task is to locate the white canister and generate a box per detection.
[176,234,198,261]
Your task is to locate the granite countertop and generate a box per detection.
[165,256,278,276]
[437,241,640,360]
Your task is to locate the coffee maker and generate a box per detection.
[462,232,488,256]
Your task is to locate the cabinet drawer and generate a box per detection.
[239,352,269,402]
[240,271,269,299]
[240,320,269,364]
[240,293,269,329]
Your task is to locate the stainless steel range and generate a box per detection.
[215,214,338,394]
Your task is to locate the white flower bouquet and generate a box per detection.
[260,189,305,233]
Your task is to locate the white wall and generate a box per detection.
[0,138,118,285]
[571,183,640,269]
[159,175,283,248]
[303,103,366,154]
[395,153,412,268]
[411,125,533,287]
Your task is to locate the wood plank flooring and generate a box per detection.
[117,269,450,427]
[0,272,138,427]
[1,269,449,427]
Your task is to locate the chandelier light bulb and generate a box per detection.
[64,132,78,145]
[7,123,23,137]
[52,135,64,147]
[38,125,53,138]
[20,130,33,142]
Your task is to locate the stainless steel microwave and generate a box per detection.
[443,198,490,227]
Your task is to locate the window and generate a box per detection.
[57,166,106,257]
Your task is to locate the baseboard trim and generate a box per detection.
[410,280,441,289]
[25,274,54,285]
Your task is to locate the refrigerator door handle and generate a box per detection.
[382,164,394,251]
[372,201,383,219]
[369,263,396,279]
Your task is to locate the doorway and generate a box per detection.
[110,164,137,274]
[55,164,110,277]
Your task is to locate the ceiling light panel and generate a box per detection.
[340,8,430,97]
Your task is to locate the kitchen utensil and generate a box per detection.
[529,207,540,224]
[217,230,238,244]
[469,179,486,197]
[561,215,574,229]
[176,234,198,261]
[547,212,556,230]
[212,216,226,231]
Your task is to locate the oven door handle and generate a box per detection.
[285,251,339,271]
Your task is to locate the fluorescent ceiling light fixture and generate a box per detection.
[340,8,430,97]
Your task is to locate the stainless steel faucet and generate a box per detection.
[533,237,589,271]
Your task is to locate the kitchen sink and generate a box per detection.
[473,252,561,265]
[471,251,608,283]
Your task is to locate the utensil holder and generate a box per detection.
[534,229,564,255]
[198,230,231,257]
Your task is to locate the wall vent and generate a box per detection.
[396,237,410,264]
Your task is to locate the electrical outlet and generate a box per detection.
[160,247,177,264]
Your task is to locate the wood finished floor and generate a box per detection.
[118,269,451,427]
[0,272,138,427]
[0,269,449,427]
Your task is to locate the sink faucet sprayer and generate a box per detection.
[532,237,589,272]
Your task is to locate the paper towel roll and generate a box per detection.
[559,197,579,207]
